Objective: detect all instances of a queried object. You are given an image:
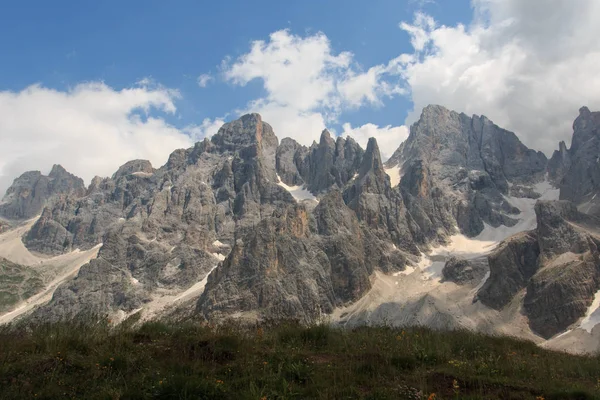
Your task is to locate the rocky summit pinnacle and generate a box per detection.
[390,104,546,240]
[549,106,600,215]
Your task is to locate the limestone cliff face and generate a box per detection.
[198,187,412,323]
[197,139,416,324]
[389,105,546,241]
[343,138,420,253]
[275,130,364,194]
[476,231,540,309]
[477,200,600,338]
[549,107,600,215]
[26,114,299,321]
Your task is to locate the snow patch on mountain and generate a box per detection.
[333,179,561,342]
[276,174,318,202]
[384,165,402,187]
[135,264,219,323]
[580,289,600,332]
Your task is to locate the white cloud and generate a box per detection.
[342,123,409,161]
[0,82,195,196]
[197,73,213,88]
[184,117,226,141]
[396,0,600,155]
[222,29,404,145]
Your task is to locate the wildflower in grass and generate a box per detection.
[215,379,224,385]
[448,359,466,368]
[428,394,436,400]
[452,379,460,394]
[536,396,545,400]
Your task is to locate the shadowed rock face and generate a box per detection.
[343,138,420,253]
[390,105,546,241]
[275,131,364,194]
[476,231,540,309]
[0,165,85,220]
[441,256,488,285]
[477,200,600,338]
[549,107,600,215]
[197,138,414,324]
[197,188,412,324]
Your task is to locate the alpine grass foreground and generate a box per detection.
[0,320,599,399]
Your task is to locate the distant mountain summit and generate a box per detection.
[0,164,85,219]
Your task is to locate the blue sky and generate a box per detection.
[1,0,599,194]
[0,0,471,131]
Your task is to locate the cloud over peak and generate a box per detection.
[0,82,193,196]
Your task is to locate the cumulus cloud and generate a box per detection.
[184,117,226,141]
[221,29,405,146]
[395,0,600,155]
[0,82,195,196]
[197,73,213,88]
[342,123,409,160]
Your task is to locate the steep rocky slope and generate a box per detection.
[477,201,600,338]
[387,105,547,243]
[197,140,416,323]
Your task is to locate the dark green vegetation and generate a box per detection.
[0,320,599,399]
[0,258,44,313]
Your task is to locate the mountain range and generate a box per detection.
[1,104,599,354]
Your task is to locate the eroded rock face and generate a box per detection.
[31,230,217,323]
[441,256,487,285]
[524,252,599,338]
[0,165,85,220]
[549,107,600,215]
[197,189,411,324]
[197,138,413,324]
[112,160,154,179]
[390,105,546,240]
[274,131,364,194]
[476,231,540,309]
[29,114,300,321]
[477,199,600,338]
[343,138,420,253]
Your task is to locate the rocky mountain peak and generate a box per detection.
[211,113,278,153]
[358,137,384,179]
[48,164,68,178]
[112,160,154,180]
[319,129,335,147]
[0,165,85,220]
[549,106,600,214]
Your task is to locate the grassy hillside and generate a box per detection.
[0,319,598,399]
[0,258,44,313]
